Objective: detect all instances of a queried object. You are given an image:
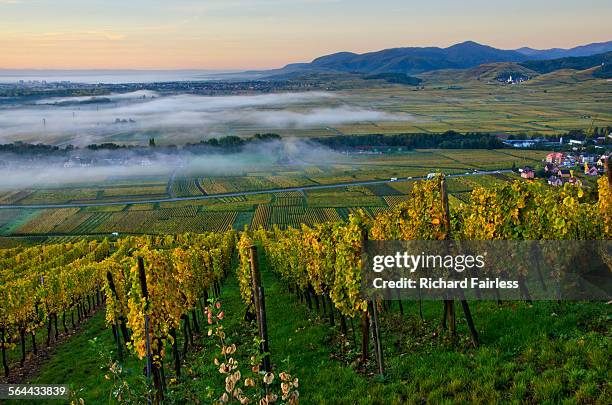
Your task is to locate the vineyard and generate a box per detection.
[3,169,602,241]
[0,173,609,403]
[13,208,81,234]
[169,178,203,198]
[0,231,237,401]
[240,174,610,324]
[199,177,278,195]
[9,209,240,236]
[0,191,32,205]
[431,150,542,171]
[0,0,611,396]
[0,149,541,239]
[234,174,611,402]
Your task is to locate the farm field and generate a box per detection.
[307,77,612,137]
[173,77,611,141]
[0,171,517,237]
[6,75,609,145]
[2,150,538,203]
[0,148,535,237]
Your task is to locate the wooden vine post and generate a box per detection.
[106,271,125,359]
[369,299,385,377]
[111,323,123,359]
[1,327,8,377]
[440,176,456,337]
[170,327,181,377]
[137,257,155,405]
[361,228,385,375]
[359,229,369,363]
[606,156,611,186]
[19,329,25,366]
[440,176,479,347]
[249,245,271,372]
[327,293,335,327]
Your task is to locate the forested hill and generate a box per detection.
[519,51,612,78]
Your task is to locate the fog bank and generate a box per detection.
[0,138,346,191]
[0,91,411,146]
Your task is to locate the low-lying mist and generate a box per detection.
[0,138,346,192]
[0,91,411,146]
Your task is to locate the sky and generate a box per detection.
[0,0,610,70]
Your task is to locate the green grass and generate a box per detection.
[13,309,141,405]
[28,313,114,404]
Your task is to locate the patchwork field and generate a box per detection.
[0,148,539,237]
[0,148,543,236]
[310,77,612,136]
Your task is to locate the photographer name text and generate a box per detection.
[371,277,519,290]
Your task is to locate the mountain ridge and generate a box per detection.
[296,41,526,75]
[515,40,612,59]
[266,40,612,77]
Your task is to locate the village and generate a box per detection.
[518,151,610,186]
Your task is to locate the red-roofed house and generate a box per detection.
[546,152,565,164]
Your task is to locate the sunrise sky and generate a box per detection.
[1,0,610,70]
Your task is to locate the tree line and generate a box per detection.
[313,131,505,150]
[0,133,282,158]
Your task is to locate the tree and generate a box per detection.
[585,121,596,140]
[149,138,156,147]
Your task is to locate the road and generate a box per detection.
[0,170,513,210]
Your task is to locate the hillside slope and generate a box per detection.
[519,52,612,75]
[418,62,539,84]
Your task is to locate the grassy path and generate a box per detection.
[254,251,375,404]
[166,251,378,404]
